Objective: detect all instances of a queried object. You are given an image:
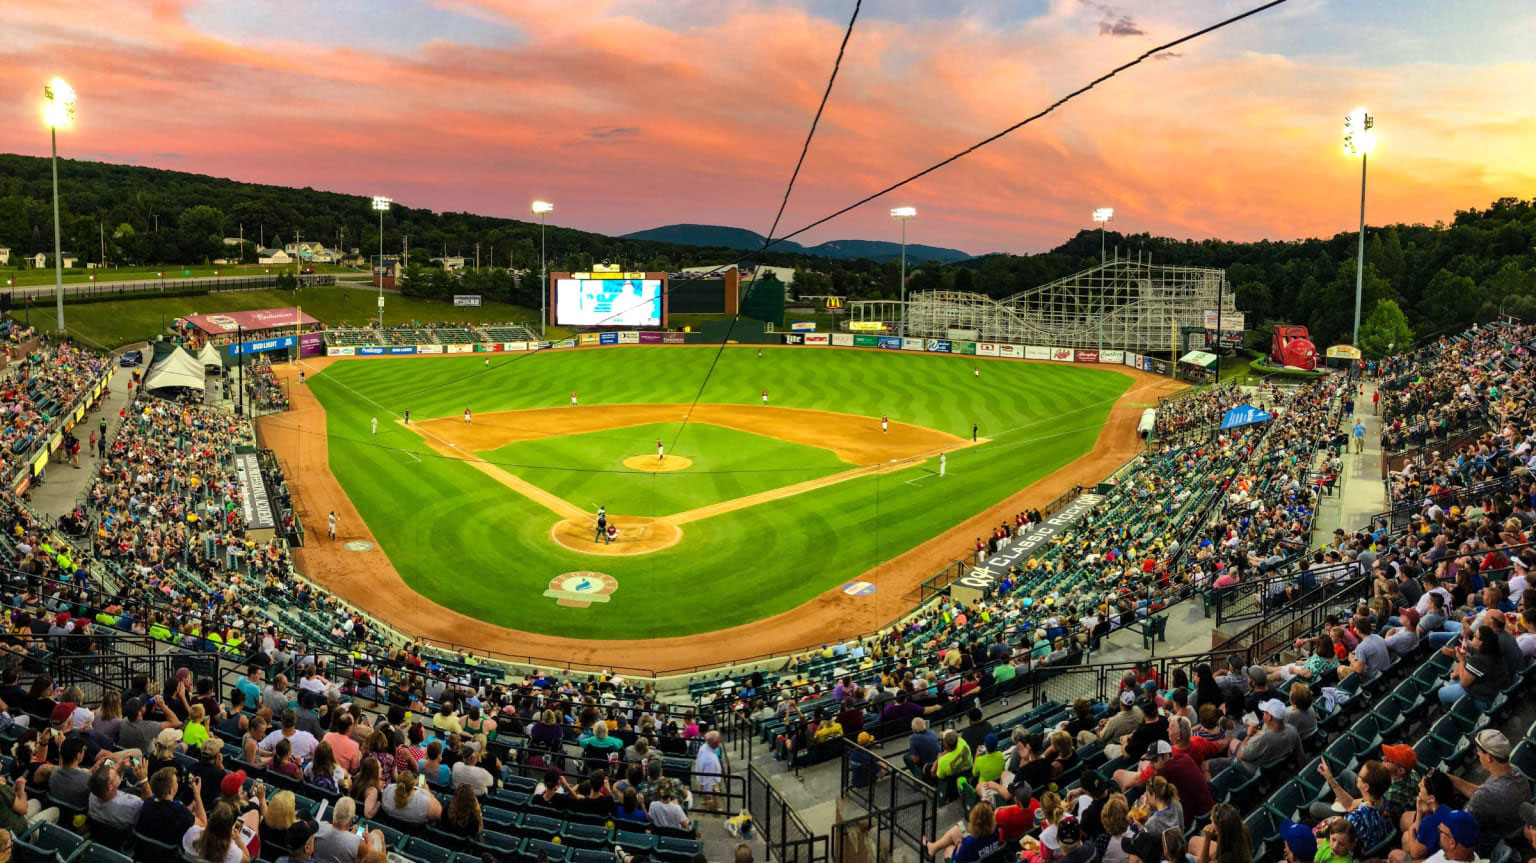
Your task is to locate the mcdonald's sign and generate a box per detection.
[825,296,844,309]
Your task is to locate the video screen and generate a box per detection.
[555,278,664,327]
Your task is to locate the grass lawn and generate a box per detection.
[0,263,353,287]
[485,421,847,516]
[51,284,543,349]
[309,347,1134,638]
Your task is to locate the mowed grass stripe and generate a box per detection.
[311,348,1132,638]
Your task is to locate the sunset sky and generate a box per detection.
[2,0,1534,254]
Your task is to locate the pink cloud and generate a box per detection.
[0,1,1532,254]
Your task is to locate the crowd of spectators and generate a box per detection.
[0,337,111,478]
[244,360,289,411]
[1377,323,1528,453]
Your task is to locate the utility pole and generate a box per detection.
[403,235,409,268]
[475,242,480,271]
[99,221,105,268]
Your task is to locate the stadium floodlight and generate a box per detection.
[891,207,917,336]
[1343,107,1375,346]
[43,77,76,332]
[372,196,391,328]
[1092,208,1114,265]
[532,201,554,338]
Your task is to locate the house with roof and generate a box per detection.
[258,248,292,265]
[0,248,9,266]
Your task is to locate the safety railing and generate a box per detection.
[747,764,830,863]
[838,741,936,863]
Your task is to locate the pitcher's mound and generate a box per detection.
[550,516,683,556]
[622,454,693,472]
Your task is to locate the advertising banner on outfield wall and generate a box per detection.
[877,336,903,350]
[790,321,816,331]
[925,339,951,353]
[579,334,601,346]
[662,332,686,344]
[782,334,804,345]
[804,333,830,345]
[1152,359,1169,375]
[327,346,355,357]
[599,332,619,345]
[853,334,879,347]
[1142,357,1153,372]
[832,333,854,346]
[445,344,474,354]
[1098,350,1124,364]
[901,337,924,351]
[1024,346,1051,360]
[417,345,444,354]
[977,342,998,356]
[999,344,1023,358]
[358,346,385,356]
[300,333,325,357]
[955,341,977,355]
[1051,347,1075,362]
[1075,349,1099,363]
[503,342,528,352]
[639,331,663,344]
[388,346,416,355]
[618,331,640,344]
[227,335,296,356]
[556,339,577,348]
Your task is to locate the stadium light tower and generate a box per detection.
[1092,208,1114,266]
[890,207,917,337]
[532,200,554,339]
[1343,107,1376,346]
[43,77,76,333]
[372,196,391,328]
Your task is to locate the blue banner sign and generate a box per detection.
[227,335,297,356]
[925,339,952,353]
[599,332,619,345]
[358,346,386,356]
[1221,404,1273,430]
[877,336,903,350]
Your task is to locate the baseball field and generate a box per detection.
[258,346,1178,664]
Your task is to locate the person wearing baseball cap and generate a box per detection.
[1205,699,1299,777]
[1518,801,1536,857]
[277,818,319,863]
[1097,691,1143,759]
[1277,819,1317,862]
[1445,729,1531,852]
[1375,743,1423,823]
[1430,809,1481,862]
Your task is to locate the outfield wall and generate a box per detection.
[323,329,1175,375]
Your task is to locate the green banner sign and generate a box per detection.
[955,341,977,355]
[853,334,880,347]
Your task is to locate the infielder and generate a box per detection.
[973,365,979,377]
[371,416,378,434]
[464,408,472,424]
[571,391,579,407]
[403,409,410,425]
[881,415,888,433]
[484,358,490,367]
[939,452,947,477]
[761,389,768,405]
[657,439,665,462]
[327,511,337,540]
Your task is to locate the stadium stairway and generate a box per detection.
[1312,382,1387,544]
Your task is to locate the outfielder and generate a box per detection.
[973,365,979,378]
[464,408,472,423]
[761,389,768,405]
[571,391,579,407]
[371,416,378,434]
[940,452,947,477]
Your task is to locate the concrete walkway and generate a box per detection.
[26,347,141,521]
[1314,380,1388,538]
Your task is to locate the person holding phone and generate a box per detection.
[311,797,383,863]
[138,768,207,846]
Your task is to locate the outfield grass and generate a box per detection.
[51,285,543,349]
[309,347,1134,638]
[0,263,353,287]
[487,422,847,516]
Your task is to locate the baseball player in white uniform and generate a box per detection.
[371,416,378,434]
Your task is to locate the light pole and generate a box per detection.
[1092,208,1114,266]
[43,77,75,333]
[1343,107,1375,346]
[532,200,554,339]
[372,196,391,329]
[890,207,916,337]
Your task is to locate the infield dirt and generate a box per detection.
[257,354,1184,674]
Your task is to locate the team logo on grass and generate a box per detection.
[842,581,877,596]
[543,572,618,608]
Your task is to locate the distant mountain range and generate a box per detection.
[622,224,971,264]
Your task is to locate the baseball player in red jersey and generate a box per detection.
[571,391,579,406]
[463,408,471,423]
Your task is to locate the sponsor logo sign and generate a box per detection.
[901,337,924,351]
[842,581,877,596]
[504,341,528,352]
[543,572,618,608]
[234,453,276,531]
[556,339,577,348]
[453,294,481,307]
[1124,352,1138,368]
[662,332,686,344]
[387,345,416,355]
[1142,357,1154,372]
[790,321,816,332]
[977,342,998,356]
[1024,345,1051,360]
[299,333,325,357]
[877,336,903,350]
[1099,350,1124,364]
[1075,349,1099,363]
[998,344,1023,358]
[849,321,884,331]
[831,333,854,346]
[925,339,951,353]
[955,341,977,355]
[804,333,830,345]
[1151,358,1170,375]
[1051,347,1076,362]
[445,344,474,354]
[579,333,601,346]
[852,334,879,347]
[358,346,386,356]
[782,334,804,345]
[599,332,619,345]
[1221,405,1273,430]
[954,494,1104,593]
[638,331,663,344]
[416,345,444,354]
[327,346,355,357]
[618,331,640,343]
[226,335,296,356]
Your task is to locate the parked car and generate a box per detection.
[119,350,143,367]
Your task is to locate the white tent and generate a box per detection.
[197,342,224,371]
[142,348,207,393]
